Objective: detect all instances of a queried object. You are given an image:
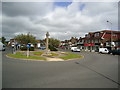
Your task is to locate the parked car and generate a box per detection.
[99,48,109,54]
[0,42,5,51]
[70,47,80,52]
[39,47,46,50]
[3,44,6,51]
[108,49,120,55]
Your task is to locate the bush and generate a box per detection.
[29,47,34,51]
[49,45,58,51]
[20,47,34,51]
[20,47,27,51]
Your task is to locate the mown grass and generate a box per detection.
[59,53,83,60]
[7,52,83,61]
[33,52,43,55]
[51,53,58,56]
[43,53,59,57]
[7,52,46,60]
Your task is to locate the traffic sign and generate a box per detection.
[27,44,31,48]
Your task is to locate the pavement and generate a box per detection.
[46,58,64,61]
[2,47,119,88]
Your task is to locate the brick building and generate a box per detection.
[70,37,78,45]
[60,37,79,49]
[77,30,120,52]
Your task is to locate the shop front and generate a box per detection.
[84,43,101,52]
[84,43,95,52]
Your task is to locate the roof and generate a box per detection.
[89,30,120,34]
[84,30,120,40]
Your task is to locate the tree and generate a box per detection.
[48,38,60,48]
[1,37,6,44]
[14,33,36,45]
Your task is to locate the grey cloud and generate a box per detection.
[2,2,53,17]
[82,2,118,16]
[2,2,118,41]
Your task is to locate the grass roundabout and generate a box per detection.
[7,50,84,61]
[7,52,46,61]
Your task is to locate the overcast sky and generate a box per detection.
[1,0,119,41]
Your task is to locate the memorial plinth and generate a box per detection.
[41,32,52,56]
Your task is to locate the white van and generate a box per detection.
[71,47,80,52]
[99,48,109,54]
[0,42,5,51]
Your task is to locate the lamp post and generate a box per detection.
[46,32,50,54]
[107,20,113,50]
[65,32,68,49]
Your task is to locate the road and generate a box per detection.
[0,51,2,89]
[2,48,119,88]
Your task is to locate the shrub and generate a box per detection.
[20,47,34,51]
[20,47,27,51]
[29,47,34,51]
[49,45,58,51]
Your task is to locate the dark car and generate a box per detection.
[2,44,6,51]
[108,49,120,55]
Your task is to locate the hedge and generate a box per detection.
[20,47,34,51]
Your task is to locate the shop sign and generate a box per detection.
[84,43,95,46]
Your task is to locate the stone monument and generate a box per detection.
[42,32,51,56]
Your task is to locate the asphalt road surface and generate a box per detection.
[0,51,2,89]
[2,48,119,88]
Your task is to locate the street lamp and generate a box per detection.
[46,32,50,54]
[107,20,113,50]
[65,32,72,49]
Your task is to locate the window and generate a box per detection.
[95,39,98,43]
[92,40,95,43]
[85,34,90,38]
[94,33,99,37]
[98,39,99,43]
[82,40,84,43]
[85,34,88,37]
[84,40,87,43]
[112,33,117,36]
[88,34,90,38]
